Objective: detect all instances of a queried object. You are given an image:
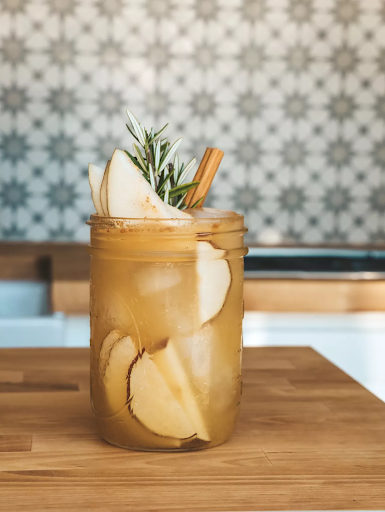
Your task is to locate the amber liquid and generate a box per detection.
[89,209,245,451]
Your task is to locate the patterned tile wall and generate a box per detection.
[0,0,384,244]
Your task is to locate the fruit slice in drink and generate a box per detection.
[129,350,196,439]
[102,334,137,414]
[88,164,104,216]
[106,149,188,219]
[196,241,231,326]
[100,160,110,216]
[153,339,210,441]
[99,330,196,440]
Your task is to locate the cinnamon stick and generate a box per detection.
[184,147,213,206]
[198,149,224,207]
[187,148,224,208]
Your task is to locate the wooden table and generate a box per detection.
[0,347,384,511]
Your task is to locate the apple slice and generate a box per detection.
[128,350,196,439]
[88,164,105,215]
[107,149,189,219]
[102,334,138,414]
[100,160,111,216]
[197,241,231,325]
[153,339,210,441]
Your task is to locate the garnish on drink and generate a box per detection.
[89,110,223,217]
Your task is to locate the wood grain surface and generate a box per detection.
[0,242,89,281]
[0,347,384,511]
[244,279,385,312]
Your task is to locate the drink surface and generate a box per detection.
[89,208,247,450]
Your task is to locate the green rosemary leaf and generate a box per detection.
[157,174,165,190]
[177,157,196,185]
[158,138,182,174]
[159,141,168,165]
[170,166,176,188]
[155,140,161,171]
[175,192,187,209]
[163,162,169,180]
[133,143,148,173]
[149,163,156,191]
[190,196,204,208]
[173,154,179,182]
[164,187,170,205]
[126,109,146,146]
[151,143,156,173]
[146,144,155,175]
[126,124,140,143]
[157,176,170,194]
[169,181,199,198]
[177,164,192,185]
[124,150,141,169]
[152,123,168,143]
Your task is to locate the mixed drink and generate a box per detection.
[88,111,247,450]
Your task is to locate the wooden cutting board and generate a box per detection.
[0,347,384,511]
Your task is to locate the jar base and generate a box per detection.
[100,434,229,452]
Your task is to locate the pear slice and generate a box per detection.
[197,241,231,326]
[100,160,111,216]
[128,350,196,439]
[96,404,188,450]
[107,149,189,219]
[88,164,105,215]
[102,334,138,415]
[153,339,210,441]
[99,329,122,375]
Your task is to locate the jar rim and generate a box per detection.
[88,208,248,259]
[87,207,243,226]
[87,208,248,246]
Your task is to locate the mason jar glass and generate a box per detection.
[88,209,248,451]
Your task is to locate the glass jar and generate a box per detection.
[88,209,248,451]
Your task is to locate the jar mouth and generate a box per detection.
[88,207,248,259]
[87,207,243,225]
[87,208,247,238]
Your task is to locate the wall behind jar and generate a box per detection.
[0,0,384,244]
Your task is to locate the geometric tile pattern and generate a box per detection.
[0,0,384,244]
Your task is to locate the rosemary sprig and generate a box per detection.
[190,196,204,208]
[125,109,201,209]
